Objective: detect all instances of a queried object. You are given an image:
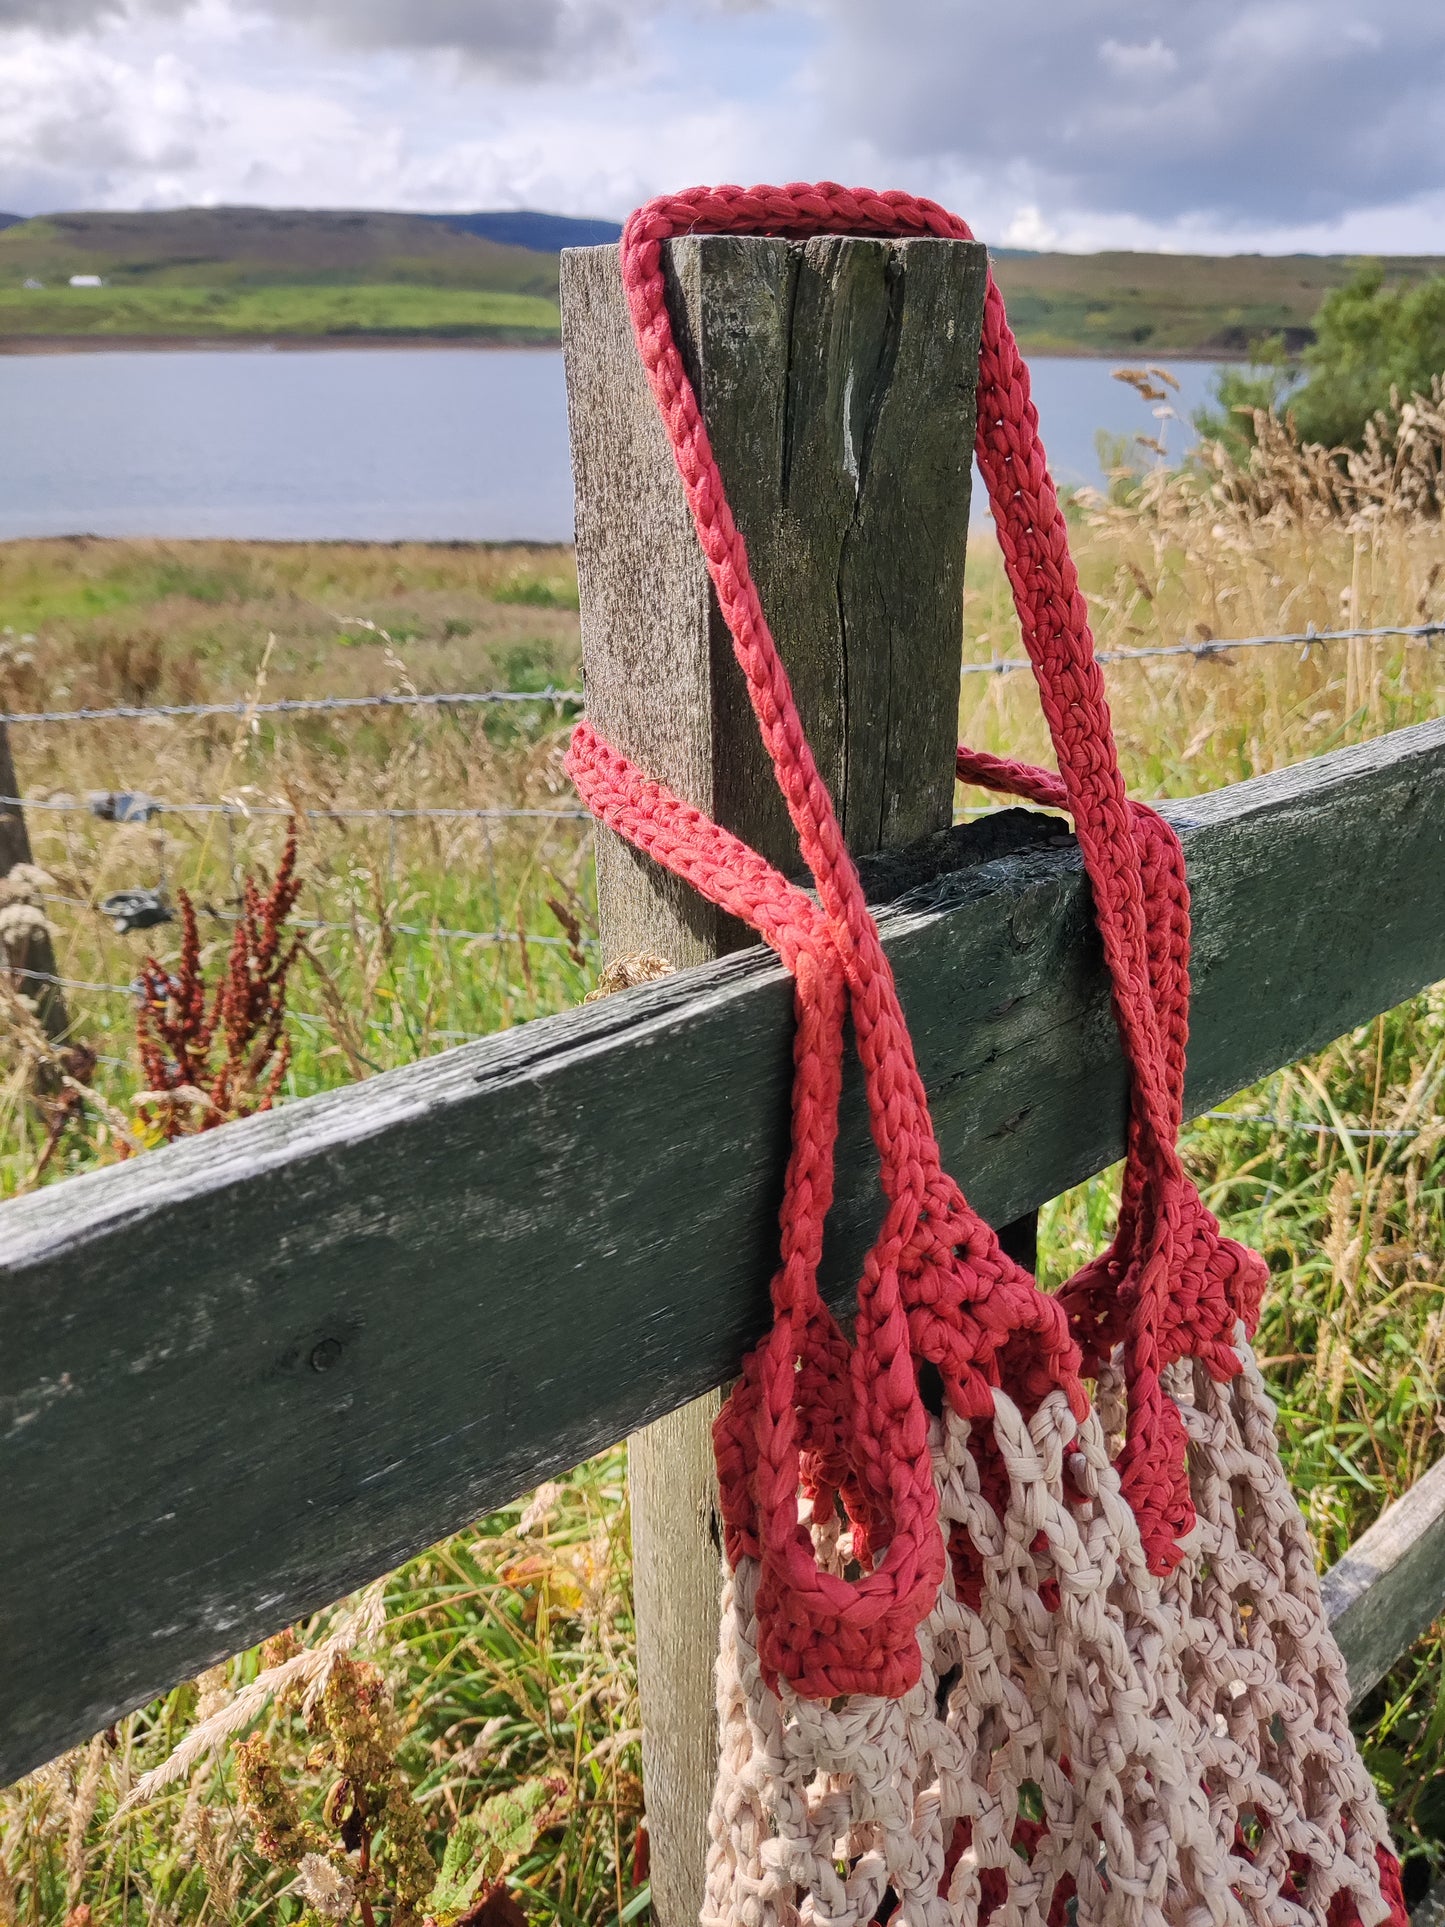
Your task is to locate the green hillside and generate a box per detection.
[0,207,561,291]
[0,281,558,341]
[0,207,1441,353]
[0,207,564,342]
[989,248,1445,355]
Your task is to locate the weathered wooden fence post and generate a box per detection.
[561,231,988,1925]
[0,719,69,1042]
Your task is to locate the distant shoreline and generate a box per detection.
[0,332,1251,361]
[0,332,561,355]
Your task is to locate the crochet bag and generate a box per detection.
[565,183,1408,1927]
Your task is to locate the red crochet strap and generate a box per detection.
[620,184,1180,1169]
[568,183,1269,1694]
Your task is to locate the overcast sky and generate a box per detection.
[2,0,1444,253]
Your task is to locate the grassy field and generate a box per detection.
[0,537,592,1181]
[3,438,1445,1920]
[0,283,561,343]
[4,206,1445,353]
[990,246,1445,355]
[0,210,564,294]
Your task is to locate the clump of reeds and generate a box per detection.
[955,377,1445,805]
[1104,375,1445,531]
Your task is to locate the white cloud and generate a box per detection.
[0,0,674,78]
[0,0,1444,256]
[1098,37,1177,80]
[808,0,1445,242]
[0,2,787,218]
[1003,204,1058,249]
[0,31,213,208]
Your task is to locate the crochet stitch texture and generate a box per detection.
[565,181,1408,1927]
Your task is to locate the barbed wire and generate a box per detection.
[960,619,1445,678]
[3,793,590,824]
[1195,1109,1424,1143]
[3,621,1440,726]
[27,970,138,996]
[40,893,594,952]
[0,688,584,727]
[7,787,1068,825]
[2,787,1142,825]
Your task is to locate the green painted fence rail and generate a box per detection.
[2,715,1445,1785]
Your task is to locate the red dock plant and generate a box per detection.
[133,823,303,1143]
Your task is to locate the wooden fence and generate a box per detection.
[3,234,1445,1923]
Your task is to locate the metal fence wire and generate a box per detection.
[0,620,1440,725]
[12,617,1441,1091]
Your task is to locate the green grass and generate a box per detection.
[0,283,560,341]
[5,207,1445,352]
[988,248,1445,356]
[0,1456,642,1927]
[4,510,1445,1916]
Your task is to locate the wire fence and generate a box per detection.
[0,688,584,727]
[959,620,1445,678]
[5,794,590,824]
[17,613,1442,999]
[9,675,598,1111]
[0,620,1440,728]
[40,892,593,953]
[12,615,1442,1133]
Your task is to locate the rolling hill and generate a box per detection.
[0,206,1438,353]
[427,211,622,251]
[0,208,577,343]
[0,207,569,293]
[990,247,1445,355]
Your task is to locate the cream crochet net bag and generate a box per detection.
[705,1351,1398,1927]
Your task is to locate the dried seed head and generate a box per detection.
[0,900,51,953]
[0,863,54,907]
[517,1481,563,1536]
[193,1664,232,1726]
[235,1734,321,1870]
[293,1852,357,1922]
[583,953,673,1002]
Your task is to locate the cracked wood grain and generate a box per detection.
[561,232,986,1927]
[1323,1451,1445,1709]
[0,720,68,1042]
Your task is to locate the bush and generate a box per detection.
[1293,265,1445,447]
[1196,266,1445,456]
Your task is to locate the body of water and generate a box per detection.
[0,347,1228,544]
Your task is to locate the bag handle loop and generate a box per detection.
[569,186,1269,1686]
[617,183,1181,1179]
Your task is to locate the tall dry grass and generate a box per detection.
[960,380,1445,790]
[0,541,593,1190]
